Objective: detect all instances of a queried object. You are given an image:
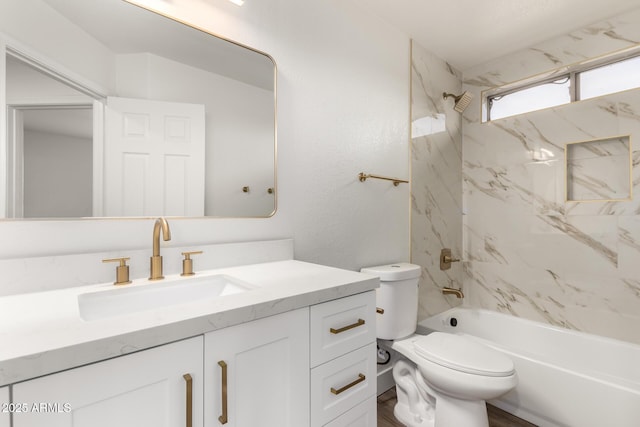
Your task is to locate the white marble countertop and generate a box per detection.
[0,260,378,386]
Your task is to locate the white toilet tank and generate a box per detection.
[361,263,421,340]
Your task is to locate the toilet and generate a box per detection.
[361,263,517,427]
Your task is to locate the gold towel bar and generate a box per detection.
[358,172,409,186]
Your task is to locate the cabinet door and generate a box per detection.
[204,308,309,427]
[0,386,9,427]
[13,336,203,427]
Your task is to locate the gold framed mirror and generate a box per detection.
[1,0,276,219]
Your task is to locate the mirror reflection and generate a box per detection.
[1,0,276,219]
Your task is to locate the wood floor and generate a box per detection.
[377,388,537,427]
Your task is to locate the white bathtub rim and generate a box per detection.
[462,331,640,395]
[417,307,640,391]
[418,307,639,351]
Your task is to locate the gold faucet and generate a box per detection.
[149,217,171,280]
[442,287,464,298]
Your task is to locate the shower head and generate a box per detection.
[443,91,473,113]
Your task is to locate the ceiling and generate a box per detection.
[43,0,274,90]
[351,0,640,71]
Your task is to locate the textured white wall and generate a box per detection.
[23,129,93,218]
[0,0,410,274]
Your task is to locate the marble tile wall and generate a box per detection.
[462,7,640,345]
[410,41,464,321]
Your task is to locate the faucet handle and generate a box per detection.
[181,251,203,276]
[102,257,132,285]
[439,248,460,270]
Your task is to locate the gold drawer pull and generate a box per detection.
[218,361,228,425]
[330,318,365,334]
[183,374,193,427]
[376,307,384,314]
[331,374,366,395]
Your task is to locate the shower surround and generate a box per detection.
[410,41,464,320]
[462,7,640,345]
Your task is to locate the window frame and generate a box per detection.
[483,45,640,122]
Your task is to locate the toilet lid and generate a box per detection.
[413,332,515,377]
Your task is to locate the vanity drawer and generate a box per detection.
[323,396,376,427]
[310,291,376,367]
[310,342,377,427]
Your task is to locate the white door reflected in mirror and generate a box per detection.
[104,96,205,217]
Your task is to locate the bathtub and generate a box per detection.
[417,307,640,427]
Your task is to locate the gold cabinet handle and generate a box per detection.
[331,373,366,395]
[218,361,228,425]
[376,307,384,314]
[183,374,193,427]
[330,318,365,334]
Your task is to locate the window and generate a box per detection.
[579,55,640,100]
[488,77,570,121]
[485,49,640,121]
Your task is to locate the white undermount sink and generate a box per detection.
[78,274,256,321]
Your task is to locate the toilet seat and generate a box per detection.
[413,332,514,377]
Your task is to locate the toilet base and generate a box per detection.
[394,401,434,427]
[393,359,491,427]
[432,394,489,427]
[394,387,489,427]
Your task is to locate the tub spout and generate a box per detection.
[442,287,464,298]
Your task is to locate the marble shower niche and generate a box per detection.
[566,136,632,202]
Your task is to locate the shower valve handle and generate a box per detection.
[440,248,460,270]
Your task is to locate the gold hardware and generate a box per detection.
[267,187,274,194]
[183,374,193,427]
[440,248,460,271]
[331,374,366,395]
[181,251,203,276]
[242,186,250,193]
[442,287,464,299]
[376,307,385,314]
[358,172,408,186]
[218,361,228,425]
[149,217,171,280]
[330,318,365,334]
[102,257,132,285]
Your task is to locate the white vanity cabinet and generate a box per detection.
[204,308,309,427]
[0,386,9,427]
[12,336,203,427]
[310,291,377,427]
